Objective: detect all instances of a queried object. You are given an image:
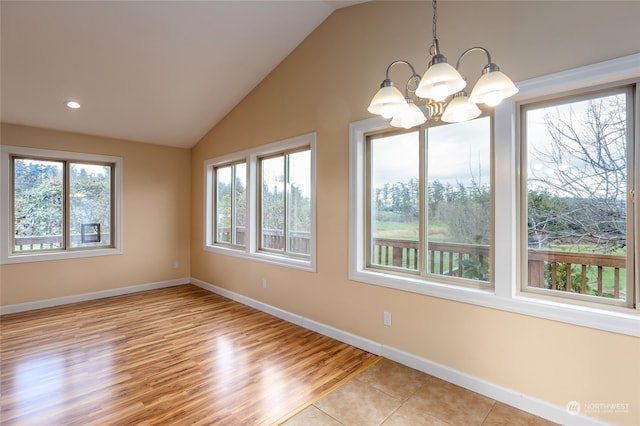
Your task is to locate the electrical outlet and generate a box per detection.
[262,278,267,289]
[383,311,392,326]
[173,260,180,269]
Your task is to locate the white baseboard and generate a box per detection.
[192,277,610,426]
[0,278,189,315]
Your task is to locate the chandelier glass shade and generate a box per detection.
[414,60,466,101]
[367,0,518,128]
[367,80,406,118]
[468,65,520,106]
[390,98,428,129]
[440,91,481,123]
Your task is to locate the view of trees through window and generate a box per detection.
[525,89,631,301]
[368,117,492,283]
[215,163,246,246]
[13,158,112,252]
[260,149,311,256]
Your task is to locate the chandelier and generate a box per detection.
[367,0,518,128]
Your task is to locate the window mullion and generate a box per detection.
[419,125,427,275]
[257,157,265,251]
[64,161,69,250]
[230,165,236,245]
[284,154,290,254]
[9,157,17,253]
[212,168,218,244]
[629,84,638,309]
[109,164,115,248]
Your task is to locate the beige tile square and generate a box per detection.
[402,377,495,426]
[381,401,452,426]
[281,405,343,426]
[356,358,432,400]
[315,378,402,425]
[482,402,558,426]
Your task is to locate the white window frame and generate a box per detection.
[212,161,247,249]
[350,53,640,336]
[362,118,494,289]
[204,133,316,272]
[519,85,635,308]
[1,145,124,264]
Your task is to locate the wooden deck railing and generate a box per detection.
[216,227,310,255]
[261,230,310,254]
[14,234,110,251]
[427,241,489,278]
[14,235,63,251]
[373,238,489,278]
[373,238,420,269]
[528,249,626,298]
[372,238,626,299]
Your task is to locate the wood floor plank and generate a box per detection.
[0,285,379,425]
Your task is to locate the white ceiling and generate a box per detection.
[1,1,365,149]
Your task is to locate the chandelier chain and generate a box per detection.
[432,0,437,41]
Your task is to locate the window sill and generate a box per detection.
[349,268,640,337]
[204,244,315,272]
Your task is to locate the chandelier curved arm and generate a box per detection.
[455,46,493,70]
[384,60,420,81]
[383,60,422,96]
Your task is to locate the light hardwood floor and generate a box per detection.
[0,285,378,425]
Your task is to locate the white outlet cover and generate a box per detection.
[383,311,392,326]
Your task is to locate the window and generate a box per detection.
[1,145,123,264]
[365,117,492,287]
[521,86,635,307]
[351,52,639,336]
[214,162,246,247]
[259,149,311,256]
[205,133,315,271]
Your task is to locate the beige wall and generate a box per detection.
[0,123,191,304]
[1,1,638,424]
[191,1,640,424]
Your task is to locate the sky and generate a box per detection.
[524,91,627,197]
[371,116,491,189]
[261,150,311,196]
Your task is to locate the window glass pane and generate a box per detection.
[216,166,232,243]
[13,158,64,252]
[234,163,247,247]
[261,156,285,250]
[69,163,112,248]
[426,117,491,282]
[369,131,420,270]
[525,92,628,301]
[287,150,311,255]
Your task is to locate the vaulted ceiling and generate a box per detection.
[1,1,365,148]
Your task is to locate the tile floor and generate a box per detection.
[281,358,557,426]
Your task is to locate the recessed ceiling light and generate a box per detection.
[64,100,81,109]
